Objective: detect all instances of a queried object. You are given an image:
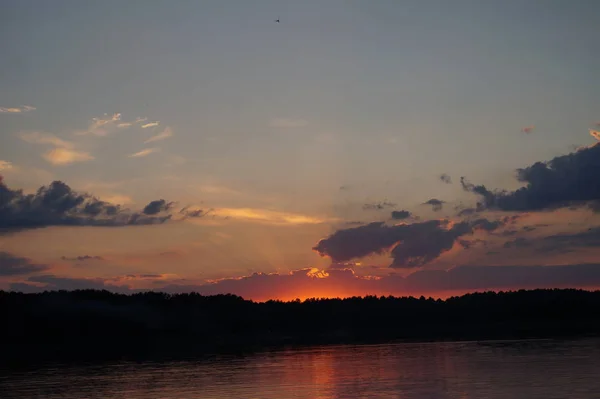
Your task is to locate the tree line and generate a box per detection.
[2,288,600,365]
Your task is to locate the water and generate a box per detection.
[2,339,600,398]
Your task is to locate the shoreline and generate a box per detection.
[2,288,600,368]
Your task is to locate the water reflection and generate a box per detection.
[1,339,599,398]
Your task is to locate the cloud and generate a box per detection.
[391,210,412,220]
[19,275,126,292]
[363,201,396,211]
[143,199,174,215]
[521,125,535,134]
[313,215,513,268]
[128,148,160,158]
[269,118,309,128]
[0,252,49,276]
[209,207,332,226]
[456,207,477,217]
[19,132,93,165]
[61,255,104,262]
[10,273,175,293]
[91,113,121,128]
[503,237,532,249]
[0,105,36,114]
[74,113,126,136]
[98,194,133,205]
[137,263,600,301]
[43,148,94,165]
[423,198,445,212]
[313,220,465,268]
[144,127,173,144]
[19,132,74,149]
[541,227,600,252]
[74,113,159,136]
[460,143,600,212]
[471,216,518,232]
[439,174,452,184]
[0,160,14,171]
[11,262,600,301]
[0,179,204,233]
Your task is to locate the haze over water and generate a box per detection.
[2,339,600,398]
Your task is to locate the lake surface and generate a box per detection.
[1,339,600,398]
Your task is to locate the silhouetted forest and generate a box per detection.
[2,289,600,365]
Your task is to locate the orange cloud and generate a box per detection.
[19,131,94,165]
[141,121,160,129]
[128,148,160,158]
[43,148,94,165]
[192,207,336,226]
[144,127,173,143]
[0,105,35,113]
[0,160,14,171]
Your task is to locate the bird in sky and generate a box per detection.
[275,18,280,23]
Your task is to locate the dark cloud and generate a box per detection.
[159,263,600,298]
[313,221,413,263]
[503,237,532,249]
[314,216,516,268]
[439,174,452,184]
[389,221,471,268]
[471,218,503,232]
[345,221,364,226]
[11,264,600,300]
[61,255,104,262]
[143,199,174,215]
[124,274,163,279]
[472,215,519,233]
[542,227,600,251]
[458,239,486,249]
[391,210,411,220]
[12,275,132,293]
[589,201,600,213]
[456,207,477,217]
[0,179,205,233]
[0,252,49,276]
[179,206,211,218]
[362,201,396,211]
[404,264,600,293]
[422,198,445,212]
[461,143,600,212]
[313,219,470,268]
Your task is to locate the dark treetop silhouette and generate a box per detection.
[2,288,600,365]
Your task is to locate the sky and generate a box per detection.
[1,0,600,301]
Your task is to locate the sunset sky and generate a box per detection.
[1,0,600,301]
